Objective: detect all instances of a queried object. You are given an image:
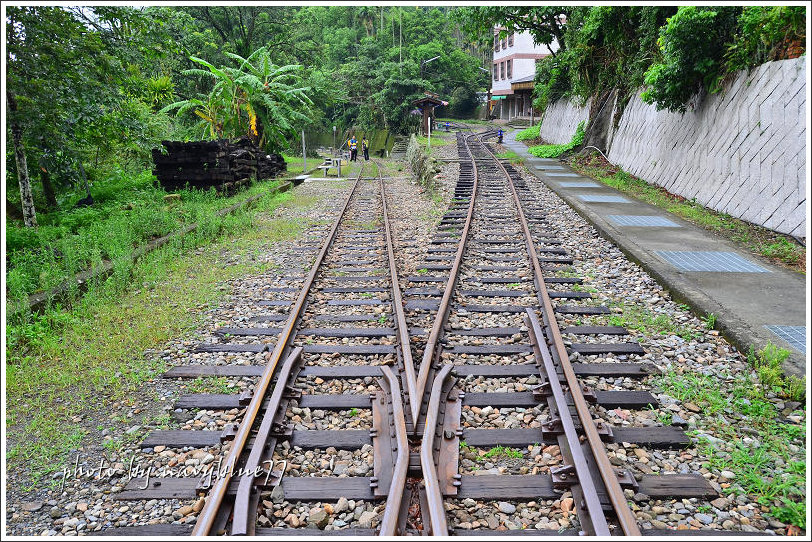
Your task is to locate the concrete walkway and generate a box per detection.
[502,130,807,377]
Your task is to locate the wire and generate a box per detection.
[581,145,610,162]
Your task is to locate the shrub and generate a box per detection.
[532,53,573,113]
[527,120,585,158]
[640,6,742,112]
[515,124,540,141]
[725,6,806,71]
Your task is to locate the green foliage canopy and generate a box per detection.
[162,48,313,152]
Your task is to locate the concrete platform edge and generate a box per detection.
[524,161,806,379]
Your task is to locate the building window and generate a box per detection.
[507,59,512,79]
[508,33,514,47]
[494,36,499,52]
[500,37,505,49]
[500,61,505,80]
[493,63,498,81]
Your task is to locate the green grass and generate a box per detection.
[415,134,454,149]
[656,371,728,414]
[515,123,540,141]
[602,302,699,341]
[747,343,804,401]
[569,152,805,273]
[495,150,525,166]
[703,313,717,330]
[527,120,585,158]
[481,445,524,460]
[282,154,307,174]
[6,168,289,315]
[461,442,525,462]
[186,376,235,394]
[5,187,318,487]
[659,368,806,529]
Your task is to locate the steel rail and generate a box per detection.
[378,365,409,535]
[231,347,303,535]
[413,132,479,426]
[480,138,641,535]
[419,363,453,536]
[378,163,418,427]
[192,164,366,535]
[525,309,610,535]
[373,159,413,535]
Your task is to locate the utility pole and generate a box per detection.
[399,8,402,75]
[301,129,306,174]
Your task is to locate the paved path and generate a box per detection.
[503,130,807,377]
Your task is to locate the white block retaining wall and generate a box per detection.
[540,58,806,237]
[538,98,591,145]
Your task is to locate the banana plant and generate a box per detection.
[161,47,312,152]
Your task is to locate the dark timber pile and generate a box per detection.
[152,138,286,193]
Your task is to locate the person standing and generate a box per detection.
[362,136,370,161]
[348,135,358,161]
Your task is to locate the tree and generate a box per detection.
[451,6,573,56]
[183,6,297,61]
[162,48,313,152]
[7,91,37,227]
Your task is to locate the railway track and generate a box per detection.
[104,128,743,536]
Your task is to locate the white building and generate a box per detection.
[489,29,557,121]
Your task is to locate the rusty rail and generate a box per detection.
[419,363,453,536]
[413,132,479,426]
[379,168,418,427]
[191,165,366,535]
[525,309,611,535]
[230,346,303,535]
[378,365,409,535]
[484,138,642,536]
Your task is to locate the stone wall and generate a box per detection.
[540,58,806,237]
[406,135,440,191]
[538,97,591,145]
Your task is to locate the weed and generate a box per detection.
[348,408,360,417]
[5,182,319,486]
[416,268,428,275]
[656,370,728,414]
[187,376,234,395]
[515,124,540,141]
[527,121,585,158]
[607,302,697,341]
[678,370,806,529]
[746,343,803,400]
[703,313,717,330]
[495,150,525,166]
[153,413,172,430]
[481,445,524,460]
[648,404,672,425]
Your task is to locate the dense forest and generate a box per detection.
[5,5,491,315]
[5,5,806,312]
[6,5,488,227]
[456,5,805,115]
